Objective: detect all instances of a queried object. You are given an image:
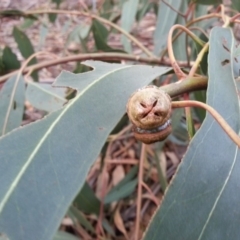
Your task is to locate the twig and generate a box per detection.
[141,181,160,206]
[172,100,240,148]
[106,159,139,165]
[189,26,209,39]
[0,52,194,84]
[161,13,222,58]
[161,76,208,97]
[167,24,205,79]
[21,9,156,58]
[230,13,240,22]
[0,53,177,83]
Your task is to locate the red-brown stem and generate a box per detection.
[167,24,204,79]
[161,13,222,58]
[172,100,240,147]
[0,53,190,84]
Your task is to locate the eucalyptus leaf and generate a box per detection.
[120,0,139,53]
[136,0,152,21]
[39,24,48,48]
[2,46,20,71]
[144,27,240,240]
[26,82,66,112]
[73,182,100,215]
[0,75,25,136]
[0,61,171,240]
[92,20,124,53]
[172,0,188,61]
[68,206,95,234]
[192,0,222,5]
[13,27,38,81]
[232,0,240,11]
[53,231,80,240]
[104,166,138,204]
[100,0,114,19]
[153,0,181,55]
[48,0,62,22]
[104,179,137,204]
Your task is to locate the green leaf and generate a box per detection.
[68,205,95,234]
[154,0,182,55]
[172,0,188,61]
[193,90,206,122]
[0,75,25,136]
[0,61,171,240]
[186,108,195,138]
[144,27,240,240]
[192,0,222,5]
[20,18,35,30]
[104,166,138,204]
[49,0,62,22]
[53,231,80,240]
[120,0,139,53]
[92,20,124,53]
[67,24,91,42]
[169,108,189,146]
[26,82,67,112]
[0,10,25,17]
[194,4,208,29]
[100,0,114,19]
[136,0,153,21]
[232,0,240,11]
[66,24,91,53]
[104,179,137,204]
[12,27,38,81]
[102,219,116,237]
[92,19,109,50]
[2,46,20,71]
[39,24,48,48]
[73,182,101,215]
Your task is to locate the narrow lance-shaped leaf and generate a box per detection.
[13,27,38,81]
[0,61,171,240]
[48,0,62,22]
[172,0,188,61]
[2,46,20,71]
[120,0,139,53]
[153,0,181,55]
[144,27,240,240]
[192,0,222,5]
[232,0,240,11]
[68,205,96,234]
[0,75,25,136]
[53,231,80,240]
[92,20,124,53]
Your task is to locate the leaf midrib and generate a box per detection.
[0,64,131,214]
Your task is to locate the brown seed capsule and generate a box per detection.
[127,85,172,144]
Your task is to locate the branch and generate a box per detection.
[161,76,208,98]
[0,53,191,83]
